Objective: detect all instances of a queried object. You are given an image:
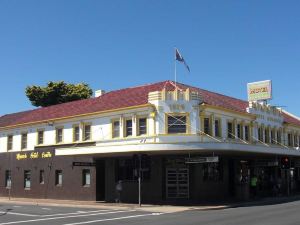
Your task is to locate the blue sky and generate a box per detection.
[0,0,299,116]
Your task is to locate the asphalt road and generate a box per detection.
[1,200,300,225]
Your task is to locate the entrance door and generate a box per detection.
[96,160,105,201]
[166,168,189,199]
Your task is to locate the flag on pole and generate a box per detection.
[175,48,190,72]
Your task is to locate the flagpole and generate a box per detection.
[174,47,177,88]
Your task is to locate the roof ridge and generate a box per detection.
[175,81,248,103]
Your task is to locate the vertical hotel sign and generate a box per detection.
[247,80,272,102]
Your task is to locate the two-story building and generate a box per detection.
[0,80,300,203]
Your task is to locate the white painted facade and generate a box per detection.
[0,88,300,157]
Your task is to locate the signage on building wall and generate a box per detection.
[185,156,219,164]
[72,162,96,167]
[16,151,52,160]
[247,80,272,102]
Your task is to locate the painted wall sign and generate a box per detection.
[247,80,272,102]
[16,151,52,160]
[185,156,219,164]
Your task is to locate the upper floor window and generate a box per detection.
[264,128,269,143]
[7,135,13,151]
[203,118,210,135]
[214,119,221,137]
[277,130,282,144]
[167,115,187,134]
[271,129,275,144]
[258,127,263,142]
[83,124,91,141]
[56,127,63,144]
[294,135,298,147]
[73,125,80,142]
[244,125,250,141]
[137,118,147,136]
[125,119,133,137]
[237,124,242,139]
[227,122,234,139]
[37,130,44,145]
[112,120,120,138]
[21,132,28,150]
[288,133,293,147]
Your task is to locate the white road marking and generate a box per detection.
[0,209,111,218]
[63,212,164,225]
[12,206,21,208]
[0,210,136,224]
[40,209,111,217]
[0,211,38,217]
[41,208,51,210]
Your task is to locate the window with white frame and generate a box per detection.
[56,127,63,144]
[83,124,91,141]
[137,118,147,136]
[37,130,44,145]
[21,132,28,149]
[125,119,133,137]
[24,170,31,189]
[112,120,120,138]
[5,170,11,188]
[7,135,13,151]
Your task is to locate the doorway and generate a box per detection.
[96,160,105,201]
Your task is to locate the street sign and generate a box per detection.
[72,162,96,167]
[185,156,219,164]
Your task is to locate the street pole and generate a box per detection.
[138,154,142,207]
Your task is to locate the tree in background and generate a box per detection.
[25,81,93,107]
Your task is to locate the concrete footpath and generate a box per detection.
[0,195,300,213]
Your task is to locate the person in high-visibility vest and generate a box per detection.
[250,175,258,198]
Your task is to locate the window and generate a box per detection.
[125,119,133,137]
[237,124,242,139]
[258,127,263,142]
[167,115,187,134]
[55,170,62,186]
[24,170,31,189]
[203,118,210,135]
[138,118,147,136]
[56,128,63,144]
[21,132,28,149]
[5,170,11,188]
[112,120,120,138]
[203,162,223,182]
[82,169,91,186]
[7,135,13,151]
[271,130,275,144]
[117,156,151,181]
[83,124,91,141]
[264,128,269,143]
[277,131,282,144]
[214,119,220,137]
[73,125,80,142]
[37,130,44,145]
[227,122,234,139]
[40,170,45,184]
[244,125,250,141]
[294,135,298,147]
[288,134,293,146]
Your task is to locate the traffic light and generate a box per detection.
[281,157,290,169]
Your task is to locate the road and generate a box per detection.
[0,200,300,225]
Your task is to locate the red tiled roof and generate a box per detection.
[0,80,299,128]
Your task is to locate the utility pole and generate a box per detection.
[138,154,142,207]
